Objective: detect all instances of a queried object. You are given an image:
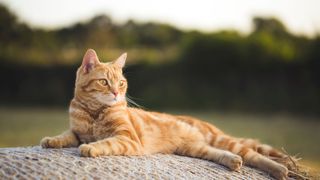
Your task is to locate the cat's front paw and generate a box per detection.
[40,137,62,148]
[222,153,243,171]
[79,144,100,157]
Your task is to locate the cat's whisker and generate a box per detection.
[126,94,144,101]
[126,96,142,108]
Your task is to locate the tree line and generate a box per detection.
[0,4,319,114]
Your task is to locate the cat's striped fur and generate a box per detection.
[41,49,288,179]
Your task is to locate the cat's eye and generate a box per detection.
[119,80,126,87]
[99,79,108,86]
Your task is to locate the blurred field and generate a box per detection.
[0,107,319,171]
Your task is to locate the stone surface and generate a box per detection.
[0,146,276,179]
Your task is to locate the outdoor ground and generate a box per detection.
[0,107,319,173]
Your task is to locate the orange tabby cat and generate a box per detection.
[41,49,288,179]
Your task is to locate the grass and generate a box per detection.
[0,107,319,173]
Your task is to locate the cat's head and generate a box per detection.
[74,49,128,107]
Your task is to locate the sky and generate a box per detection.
[1,0,320,36]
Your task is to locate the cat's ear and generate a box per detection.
[82,49,100,73]
[113,52,127,68]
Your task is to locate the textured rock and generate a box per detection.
[0,146,276,179]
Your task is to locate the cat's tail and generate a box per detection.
[236,138,285,158]
[209,134,286,158]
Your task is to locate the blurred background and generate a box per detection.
[0,0,319,171]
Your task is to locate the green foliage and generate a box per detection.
[0,3,319,114]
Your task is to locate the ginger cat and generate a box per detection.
[41,49,288,179]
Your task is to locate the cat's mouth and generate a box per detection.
[92,93,125,106]
[105,97,119,105]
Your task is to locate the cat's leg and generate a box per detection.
[79,135,142,157]
[175,142,243,171]
[210,135,288,180]
[41,130,79,148]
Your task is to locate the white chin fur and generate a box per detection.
[93,93,125,106]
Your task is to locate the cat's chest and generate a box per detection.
[72,116,116,143]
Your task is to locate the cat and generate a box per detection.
[41,49,289,180]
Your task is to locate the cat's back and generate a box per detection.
[127,107,224,137]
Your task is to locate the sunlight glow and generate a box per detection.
[1,0,320,36]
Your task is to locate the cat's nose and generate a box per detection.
[112,91,119,97]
